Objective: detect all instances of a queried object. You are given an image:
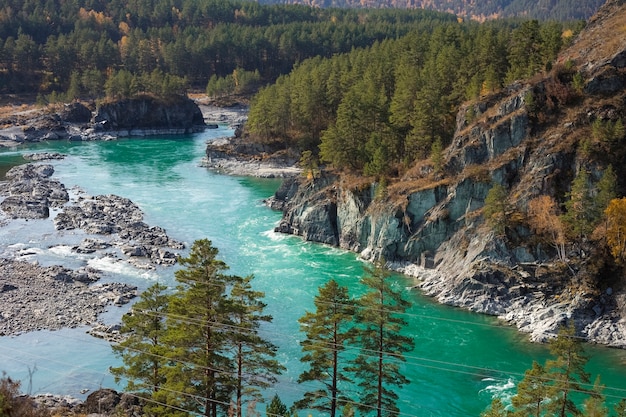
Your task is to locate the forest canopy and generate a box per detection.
[245,17,580,176]
[0,0,458,95]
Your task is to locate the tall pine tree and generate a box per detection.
[161,239,237,417]
[111,283,170,396]
[296,279,355,417]
[230,275,285,417]
[348,262,414,417]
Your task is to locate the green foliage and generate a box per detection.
[595,165,618,220]
[572,72,585,94]
[104,69,188,100]
[347,262,414,417]
[482,325,623,417]
[545,325,591,417]
[299,150,320,180]
[561,169,596,241]
[266,394,289,417]
[296,280,355,417]
[593,118,625,146]
[0,0,455,94]
[230,276,285,417]
[614,399,626,417]
[247,16,567,176]
[111,239,281,417]
[480,398,508,417]
[510,361,549,416]
[206,68,261,98]
[484,183,508,235]
[430,137,444,175]
[111,283,170,395]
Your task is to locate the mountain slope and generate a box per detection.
[269,0,626,345]
[257,0,605,21]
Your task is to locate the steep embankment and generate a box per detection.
[269,0,626,346]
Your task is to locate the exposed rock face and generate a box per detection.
[93,95,205,134]
[269,0,626,347]
[0,96,207,146]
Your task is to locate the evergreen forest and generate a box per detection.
[257,0,604,22]
[245,18,580,177]
[0,0,458,96]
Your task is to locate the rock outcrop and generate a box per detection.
[54,193,184,267]
[0,96,207,145]
[92,95,205,135]
[269,0,626,347]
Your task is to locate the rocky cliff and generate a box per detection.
[269,0,626,346]
[92,95,206,134]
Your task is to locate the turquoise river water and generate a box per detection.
[0,126,625,416]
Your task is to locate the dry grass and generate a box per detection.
[558,1,626,69]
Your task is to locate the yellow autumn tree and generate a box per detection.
[605,198,626,265]
[528,195,567,262]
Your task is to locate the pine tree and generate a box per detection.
[348,262,414,417]
[582,377,608,417]
[545,325,591,417]
[484,184,508,236]
[110,283,170,396]
[230,275,285,417]
[296,280,355,417]
[266,394,289,417]
[481,398,509,417]
[614,399,626,417]
[562,169,595,241]
[594,165,618,221]
[161,239,237,417]
[510,361,549,417]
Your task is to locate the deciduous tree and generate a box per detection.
[528,195,567,262]
[605,198,626,265]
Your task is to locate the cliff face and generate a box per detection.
[270,0,626,346]
[93,95,205,133]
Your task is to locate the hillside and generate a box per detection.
[257,0,605,21]
[266,0,626,345]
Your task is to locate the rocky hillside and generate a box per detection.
[268,0,626,346]
[259,0,604,21]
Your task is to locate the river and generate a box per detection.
[0,127,625,416]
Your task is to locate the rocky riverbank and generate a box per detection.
[0,156,185,338]
[0,99,256,340]
[0,260,136,336]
